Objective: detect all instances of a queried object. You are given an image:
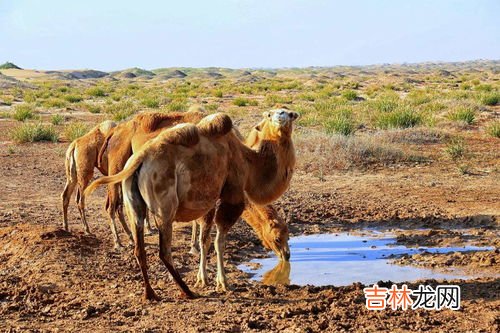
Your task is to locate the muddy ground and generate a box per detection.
[0,115,499,332]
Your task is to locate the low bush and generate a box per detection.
[13,104,35,121]
[11,123,58,143]
[64,122,89,141]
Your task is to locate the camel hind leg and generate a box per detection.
[61,143,78,231]
[155,200,195,299]
[122,171,158,300]
[75,187,91,234]
[61,176,77,231]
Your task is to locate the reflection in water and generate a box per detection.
[262,261,291,286]
[239,232,496,286]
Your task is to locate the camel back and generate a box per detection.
[159,123,200,147]
[196,113,233,138]
[135,111,206,133]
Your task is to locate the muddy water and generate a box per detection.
[239,233,494,286]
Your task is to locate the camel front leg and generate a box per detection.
[189,221,200,255]
[195,210,215,288]
[214,202,244,292]
[214,227,228,291]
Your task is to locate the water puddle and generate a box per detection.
[238,232,495,286]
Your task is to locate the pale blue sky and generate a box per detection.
[0,0,498,70]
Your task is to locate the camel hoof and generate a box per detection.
[143,289,160,301]
[179,290,196,299]
[194,280,207,289]
[189,247,199,256]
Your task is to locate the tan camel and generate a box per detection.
[85,109,298,300]
[95,108,206,248]
[61,120,117,234]
[98,107,291,259]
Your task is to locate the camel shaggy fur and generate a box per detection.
[85,109,298,300]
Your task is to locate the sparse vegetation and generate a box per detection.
[50,114,64,125]
[64,122,89,141]
[11,123,58,143]
[375,107,422,129]
[486,121,500,138]
[445,137,466,160]
[447,106,476,125]
[86,86,106,97]
[324,109,355,136]
[13,104,35,121]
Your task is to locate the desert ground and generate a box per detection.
[0,61,499,332]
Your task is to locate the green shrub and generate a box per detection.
[63,94,83,103]
[80,102,101,114]
[371,98,399,113]
[166,100,187,112]
[213,90,223,98]
[479,92,499,106]
[105,101,136,121]
[233,97,250,107]
[375,108,422,129]
[11,123,58,143]
[86,86,106,97]
[42,98,67,108]
[447,107,476,125]
[486,121,500,138]
[265,94,293,106]
[64,122,89,141]
[51,114,64,125]
[342,90,358,101]
[141,97,160,108]
[475,84,492,92]
[325,109,355,136]
[445,137,466,160]
[13,104,35,121]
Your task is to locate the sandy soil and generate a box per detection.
[0,115,499,332]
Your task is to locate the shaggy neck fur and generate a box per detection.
[243,122,296,205]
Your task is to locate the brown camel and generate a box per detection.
[61,120,118,234]
[98,107,291,260]
[95,108,206,248]
[85,109,298,300]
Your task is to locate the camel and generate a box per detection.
[95,108,207,248]
[85,109,298,300]
[98,107,291,260]
[61,120,117,233]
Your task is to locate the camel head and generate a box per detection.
[258,108,299,138]
[259,210,290,261]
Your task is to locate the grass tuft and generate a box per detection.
[11,123,58,143]
[64,122,89,141]
[13,104,35,121]
[486,121,500,138]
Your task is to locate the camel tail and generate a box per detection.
[85,149,147,198]
[65,141,77,182]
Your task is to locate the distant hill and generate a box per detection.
[0,62,22,70]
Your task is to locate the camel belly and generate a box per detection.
[174,207,213,222]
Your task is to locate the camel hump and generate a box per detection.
[161,123,200,147]
[197,113,233,138]
[98,120,116,135]
[135,112,185,133]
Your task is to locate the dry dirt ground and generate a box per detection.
[0,115,499,332]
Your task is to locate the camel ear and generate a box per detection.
[289,112,300,121]
[263,111,272,119]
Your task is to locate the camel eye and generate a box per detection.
[275,237,281,244]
